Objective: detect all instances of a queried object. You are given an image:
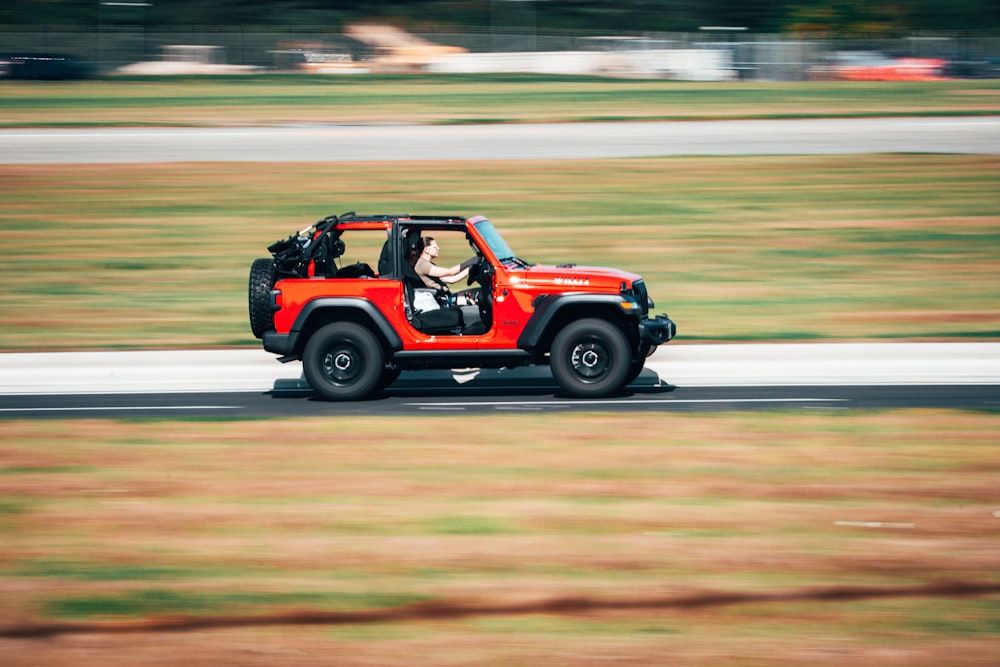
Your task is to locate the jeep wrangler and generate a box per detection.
[249,212,675,400]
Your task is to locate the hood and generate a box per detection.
[509,263,642,292]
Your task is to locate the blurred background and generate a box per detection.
[2,0,999,80]
[2,4,999,665]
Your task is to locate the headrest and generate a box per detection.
[329,237,346,258]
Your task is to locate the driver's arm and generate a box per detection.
[435,266,470,284]
[422,259,470,283]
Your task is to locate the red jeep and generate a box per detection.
[249,212,675,400]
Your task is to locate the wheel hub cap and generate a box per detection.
[324,347,359,383]
[334,352,352,371]
[571,342,608,379]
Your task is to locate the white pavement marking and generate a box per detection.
[0,343,998,396]
[0,349,304,395]
[835,521,916,529]
[409,397,848,408]
[655,342,1000,387]
[0,405,241,413]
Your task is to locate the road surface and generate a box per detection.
[2,343,998,417]
[2,117,998,164]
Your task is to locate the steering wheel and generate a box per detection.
[464,256,480,286]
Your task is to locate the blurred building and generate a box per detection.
[1,25,997,80]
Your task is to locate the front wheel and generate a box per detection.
[550,319,631,398]
[302,323,384,401]
[625,342,654,386]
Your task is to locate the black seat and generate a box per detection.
[401,259,463,334]
[314,234,346,277]
[336,262,374,278]
[377,240,392,277]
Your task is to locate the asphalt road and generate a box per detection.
[3,384,999,418]
[2,117,999,163]
[2,344,998,418]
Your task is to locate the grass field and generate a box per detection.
[1,412,998,665]
[1,78,998,664]
[1,155,997,349]
[1,76,999,127]
[1,77,997,349]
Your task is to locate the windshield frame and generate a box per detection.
[473,218,523,265]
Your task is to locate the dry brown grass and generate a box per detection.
[1,412,998,665]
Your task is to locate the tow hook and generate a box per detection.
[639,315,676,345]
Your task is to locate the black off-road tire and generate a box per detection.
[302,323,384,401]
[550,318,631,398]
[624,358,646,386]
[248,258,277,339]
[378,366,402,390]
[625,342,653,386]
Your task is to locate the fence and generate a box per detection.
[2,27,998,80]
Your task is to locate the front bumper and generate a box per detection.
[639,314,676,346]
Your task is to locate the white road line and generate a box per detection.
[835,521,916,529]
[0,405,241,413]
[408,397,848,408]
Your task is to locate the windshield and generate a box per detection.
[473,218,530,266]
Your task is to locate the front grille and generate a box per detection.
[632,280,649,316]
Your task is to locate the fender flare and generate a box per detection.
[517,293,628,349]
[290,297,404,353]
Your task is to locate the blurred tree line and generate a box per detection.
[3,0,998,36]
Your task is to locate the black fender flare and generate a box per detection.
[517,293,630,350]
[287,297,404,357]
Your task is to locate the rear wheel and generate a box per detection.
[303,323,384,401]
[248,258,276,338]
[378,366,402,390]
[550,318,630,398]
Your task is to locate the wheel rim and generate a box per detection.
[323,343,364,384]
[570,340,610,381]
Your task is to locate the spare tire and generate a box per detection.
[248,257,277,338]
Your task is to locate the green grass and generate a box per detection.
[1,76,998,127]
[43,589,431,619]
[1,154,997,349]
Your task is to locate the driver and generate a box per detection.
[411,237,477,305]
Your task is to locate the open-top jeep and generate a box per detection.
[249,212,675,400]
